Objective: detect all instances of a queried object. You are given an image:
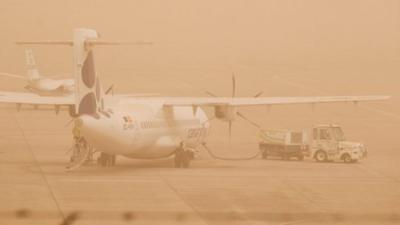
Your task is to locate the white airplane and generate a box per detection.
[0,28,390,170]
[0,49,74,96]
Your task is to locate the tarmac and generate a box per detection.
[0,98,399,225]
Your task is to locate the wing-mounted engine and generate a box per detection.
[214,105,237,122]
[205,74,262,140]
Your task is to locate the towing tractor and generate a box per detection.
[259,129,309,160]
[310,124,367,163]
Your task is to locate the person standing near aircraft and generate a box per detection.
[174,142,193,168]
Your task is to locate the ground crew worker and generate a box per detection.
[174,142,185,168]
[174,142,191,168]
[72,126,80,143]
[70,120,82,162]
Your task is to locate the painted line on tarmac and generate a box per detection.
[59,178,161,183]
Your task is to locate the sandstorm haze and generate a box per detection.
[0,0,398,138]
[0,0,399,84]
[0,1,400,224]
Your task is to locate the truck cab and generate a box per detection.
[311,124,366,163]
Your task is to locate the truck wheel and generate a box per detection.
[262,150,268,159]
[181,150,191,168]
[315,151,327,162]
[342,154,352,163]
[282,154,289,161]
[297,155,304,161]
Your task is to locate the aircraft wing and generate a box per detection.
[0,92,389,108]
[162,95,390,107]
[0,91,74,105]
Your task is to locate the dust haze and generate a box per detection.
[0,1,399,224]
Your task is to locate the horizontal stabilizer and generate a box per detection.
[16,41,73,46]
[0,72,25,79]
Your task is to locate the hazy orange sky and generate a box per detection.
[0,0,399,73]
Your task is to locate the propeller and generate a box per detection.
[253,91,263,98]
[65,118,75,127]
[236,111,261,129]
[205,91,218,97]
[205,73,263,142]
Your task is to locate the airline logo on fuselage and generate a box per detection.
[123,115,135,130]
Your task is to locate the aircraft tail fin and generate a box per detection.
[25,49,41,81]
[18,29,108,116]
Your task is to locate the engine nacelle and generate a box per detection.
[214,106,237,122]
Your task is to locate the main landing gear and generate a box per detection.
[174,148,194,168]
[97,153,116,167]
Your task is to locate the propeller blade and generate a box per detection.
[105,84,114,95]
[231,73,236,98]
[205,91,218,97]
[253,91,263,98]
[201,116,216,126]
[65,118,75,127]
[237,111,261,129]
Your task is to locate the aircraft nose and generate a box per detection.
[75,114,133,154]
[78,115,101,136]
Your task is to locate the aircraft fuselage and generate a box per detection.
[79,102,210,159]
[27,78,74,96]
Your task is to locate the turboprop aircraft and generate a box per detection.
[0,28,390,170]
[0,49,74,96]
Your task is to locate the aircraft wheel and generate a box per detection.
[98,153,116,167]
[174,150,191,168]
[174,151,182,168]
[261,149,268,159]
[181,151,191,168]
